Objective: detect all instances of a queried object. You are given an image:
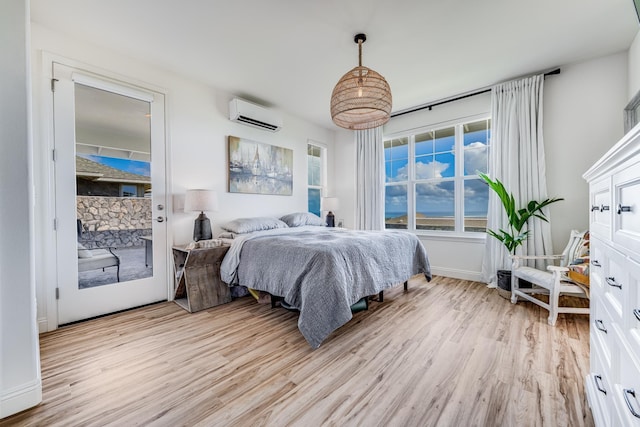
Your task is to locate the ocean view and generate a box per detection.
[385,211,488,219]
[385,211,487,232]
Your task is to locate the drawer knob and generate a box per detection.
[591,205,600,212]
[600,204,610,212]
[623,388,640,419]
[591,260,602,268]
[634,308,640,322]
[595,319,607,333]
[594,375,607,395]
[617,204,631,214]
[605,276,622,289]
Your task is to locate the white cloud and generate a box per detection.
[391,160,450,182]
[416,181,454,197]
[464,142,487,174]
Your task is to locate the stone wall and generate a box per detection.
[77,196,152,248]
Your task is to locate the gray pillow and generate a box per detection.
[220,216,288,234]
[280,212,326,227]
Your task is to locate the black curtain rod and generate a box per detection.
[391,68,561,119]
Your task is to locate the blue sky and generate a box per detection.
[384,127,490,217]
[81,154,150,177]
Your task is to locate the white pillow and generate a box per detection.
[280,212,326,227]
[220,216,288,234]
[77,242,93,258]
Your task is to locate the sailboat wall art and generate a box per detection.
[227,135,293,196]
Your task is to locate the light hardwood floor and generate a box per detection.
[1,275,593,427]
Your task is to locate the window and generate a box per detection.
[384,118,490,233]
[120,184,137,197]
[307,142,325,217]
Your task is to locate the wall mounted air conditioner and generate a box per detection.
[229,98,283,132]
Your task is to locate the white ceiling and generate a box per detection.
[31,0,639,130]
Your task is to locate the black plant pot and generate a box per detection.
[497,270,512,291]
[497,269,532,292]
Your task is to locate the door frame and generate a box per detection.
[38,52,173,332]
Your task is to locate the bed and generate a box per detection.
[219,214,431,349]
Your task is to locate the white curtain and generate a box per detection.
[355,127,385,230]
[481,75,554,286]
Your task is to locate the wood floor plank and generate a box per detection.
[0,275,593,426]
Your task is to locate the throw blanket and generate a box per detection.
[220,226,431,348]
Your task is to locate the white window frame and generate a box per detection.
[384,113,490,240]
[307,140,327,216]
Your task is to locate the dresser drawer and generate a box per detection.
[591,295,617,370]
[590,237,608,295]
[587,343,614,427]
[602,247,628,323]
[624,256,640,360]
[590,177,612,239]
[613,163,640,258]
[613,340,640,426]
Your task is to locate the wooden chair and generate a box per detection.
[510,229,589,325]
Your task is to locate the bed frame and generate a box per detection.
[270,280,409,309]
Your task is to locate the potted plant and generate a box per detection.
[478,172,564,292]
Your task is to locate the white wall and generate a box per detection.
[544,52,628,252]
[629,31,640,100]
[30,24,336,330]
[0,0,42,418]
[333,54,629,281]
[384,93,492,135]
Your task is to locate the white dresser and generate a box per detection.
[583,123,640,426]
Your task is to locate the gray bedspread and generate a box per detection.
[220,226,431,349]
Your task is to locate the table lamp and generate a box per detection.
[184,189,218,241]
[322,197,339,227]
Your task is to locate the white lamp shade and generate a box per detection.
[322,197,340,211]
[184,189,219,212]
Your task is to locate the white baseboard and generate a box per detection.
[38,317,49,334]
[430,266,484,282]
[1,379,42,419]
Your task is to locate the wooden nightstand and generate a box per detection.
[172,244,232,312]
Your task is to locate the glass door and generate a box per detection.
[53,63,168,325]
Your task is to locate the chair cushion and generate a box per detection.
[77,249,118,272]
[513,266,554,289]
[77,242,93,258]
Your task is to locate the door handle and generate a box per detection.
[623,388,640,418]
[155,216,165,223]
[617,204,631,214]
[594,375,607,395]
[595,319,607,333]
[605,276,622,289]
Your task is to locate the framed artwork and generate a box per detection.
[227,135,293,195]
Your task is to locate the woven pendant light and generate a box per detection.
[330,33,392,130]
